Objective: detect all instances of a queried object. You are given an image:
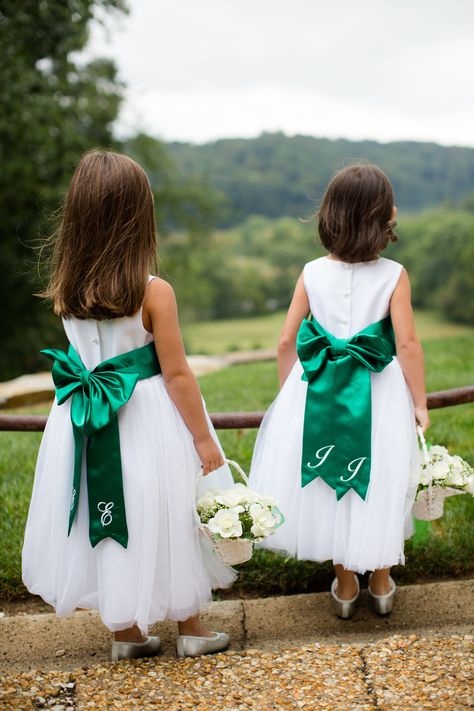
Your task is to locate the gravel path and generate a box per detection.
[1,634,472,709]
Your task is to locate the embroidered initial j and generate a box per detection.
[307,444,335,469]
[340,457,367,483]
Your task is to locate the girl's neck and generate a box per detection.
[326,254,380,264]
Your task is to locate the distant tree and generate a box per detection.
[388,209,474,325]
[124,133,227,318]
[0,0,127,379]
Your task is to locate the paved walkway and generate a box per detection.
[1,580,472,708]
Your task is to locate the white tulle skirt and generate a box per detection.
[22,375,236,633]
[249,358,419,574]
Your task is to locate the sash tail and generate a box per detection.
[296,316,396,501]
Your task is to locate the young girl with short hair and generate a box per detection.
[23,150,235,660]
[250,164,429,617]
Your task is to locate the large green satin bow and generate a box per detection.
[42,342,161,548]
[296,316,395,500]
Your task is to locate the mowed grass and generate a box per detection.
[0,331,473,600]
[183,308,474,354]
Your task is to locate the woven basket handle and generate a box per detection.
[417,426,429,464]
[417,425,432,492]
[195,458,249,486]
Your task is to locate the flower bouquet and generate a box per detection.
[196,459,284,565]
[412,427,474,521]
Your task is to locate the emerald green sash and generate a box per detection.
[42,342,161,548]
[296,316,395,500]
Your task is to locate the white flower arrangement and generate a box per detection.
[416,443,474,496]
[197,483,283,542]
[413,428,474,521]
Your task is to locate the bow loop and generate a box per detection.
[344,333,394,372]
[83,368,139,435]
[297,320,333,382]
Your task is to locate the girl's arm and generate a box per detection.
[142,278,224,474]
[277,273,310,387]
[390,268,430,431]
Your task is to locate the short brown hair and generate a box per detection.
[318,164,398,262]
[42,150,157,319]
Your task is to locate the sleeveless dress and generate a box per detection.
[249,257,419,573]
[22,285,236,633]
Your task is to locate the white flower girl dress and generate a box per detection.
[249,257,419,574]
[23,290,236,633]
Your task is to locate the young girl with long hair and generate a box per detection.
[23,150,235,660]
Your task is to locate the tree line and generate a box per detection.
[166,133,474,225]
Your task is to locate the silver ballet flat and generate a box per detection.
[111,635,161,662]
[368,574,396,614]
[330,576,360,619]
[176,631,230,658]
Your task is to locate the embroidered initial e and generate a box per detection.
[97,501,114,526]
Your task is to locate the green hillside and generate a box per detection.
[166,132,474,224]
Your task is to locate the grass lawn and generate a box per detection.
[183,308,474,354]
[1,330,473,600]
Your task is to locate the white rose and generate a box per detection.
[430,461,450,481]
[214,485,248,508]
[428,445,449,458]
[418,467,431,486]
[207,507,243,538]
[196,491,217,511]
[249,504,277,538]
[450,455,464,472]
[241,488,259,504]
[447,467,466,487]
[255,494,277,507]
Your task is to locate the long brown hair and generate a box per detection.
[318,164,398,262]
[42,150,157,319]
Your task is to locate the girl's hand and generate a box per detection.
[194,436,225,475]
[415,406,430,432]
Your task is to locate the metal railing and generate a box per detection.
[0,385,473,432]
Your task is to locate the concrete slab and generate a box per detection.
[243,579,474,648]
[0,601,244,673]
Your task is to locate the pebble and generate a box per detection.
[0,634,471,709]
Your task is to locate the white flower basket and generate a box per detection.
[196,459,283,566]
[412,486,464,521]
[412,428,466,521]
[199,524,254,565]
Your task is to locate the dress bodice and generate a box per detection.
[62,281,155,370]
[303,257,403,338]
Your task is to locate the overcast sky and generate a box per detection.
[87,0,474,147]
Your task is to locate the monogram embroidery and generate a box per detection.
[97,501,114,526]
[307,445,335,469]
[307,446,367,484]
[340,457,367,483]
